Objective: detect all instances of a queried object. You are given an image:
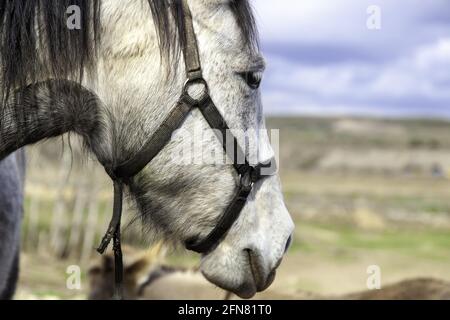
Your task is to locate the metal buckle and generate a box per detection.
[183,77,210,103]
[239,168,254,192]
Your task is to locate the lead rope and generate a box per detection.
[97,180,124,300]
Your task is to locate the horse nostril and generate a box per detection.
[284,235,292,253]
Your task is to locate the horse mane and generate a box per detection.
[0,0,101,105]
[0,0,258,106]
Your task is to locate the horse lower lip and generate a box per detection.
[202,269,257,299]
[246,250,274,292]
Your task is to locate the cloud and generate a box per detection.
[252,0,450,118]
[261,39,450,117]
[253,0,450,52]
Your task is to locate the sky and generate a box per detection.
[252,0,450,118]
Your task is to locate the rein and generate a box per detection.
[97,0,276,300]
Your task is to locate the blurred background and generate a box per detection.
[17,0,450,299]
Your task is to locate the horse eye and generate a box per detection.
[239,71,262,90]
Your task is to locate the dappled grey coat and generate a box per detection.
[0,150,25,299]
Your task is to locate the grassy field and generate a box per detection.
[16,116,450,299]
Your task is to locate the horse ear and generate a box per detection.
[125,242,166,276]
[125,256,151,276]
[147,241,166,261]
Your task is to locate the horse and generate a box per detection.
[0,151,25,299]
[0,0,294,299]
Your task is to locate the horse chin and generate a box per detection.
[199,247,269,299]
[200,265,258,299]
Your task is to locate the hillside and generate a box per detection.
[267,117,450,176]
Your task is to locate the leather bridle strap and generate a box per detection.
[180,0,202,81]
[113,95,197,178]
[184,95,276,253]
[97,0,276,299]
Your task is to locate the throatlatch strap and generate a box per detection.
[97,180,124,299]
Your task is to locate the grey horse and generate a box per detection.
[0,150,25,299]
[0,1,294,299]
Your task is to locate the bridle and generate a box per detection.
[97,0,276,299]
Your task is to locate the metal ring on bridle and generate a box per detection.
[240,169,254,191]
[183,77,210,103]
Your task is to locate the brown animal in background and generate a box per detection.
[88,244,230,300]
[262,278,450,300]
[245,278,450,300]
[88,244,164,300]
[338,278,450,300]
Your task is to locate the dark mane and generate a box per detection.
[0,0,258,105]
[0,0,101,104]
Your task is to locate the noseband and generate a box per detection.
[97,0,276,299]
